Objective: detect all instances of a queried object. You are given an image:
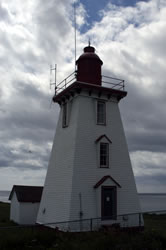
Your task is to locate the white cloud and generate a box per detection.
[72,1,88,29]
[131,151,166,176]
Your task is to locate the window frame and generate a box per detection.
[96,100,106,125]
[100,142,109,168]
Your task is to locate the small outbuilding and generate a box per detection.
[9,185,43,225]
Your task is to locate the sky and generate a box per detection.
[0,0,166,193]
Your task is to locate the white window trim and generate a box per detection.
[96,135,112,169]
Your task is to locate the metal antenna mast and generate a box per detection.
[50,64,57,94]
[49,64,57,108]
[74,1,77,72]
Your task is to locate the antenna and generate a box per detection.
[74,1,77,72]
[49,64,57,108]
[50,64,57,93]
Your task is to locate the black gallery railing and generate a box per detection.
[54,71,125,96]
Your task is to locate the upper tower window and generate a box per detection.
[95,134,112,169]
[100,143,109,168]
[97,100,106,125]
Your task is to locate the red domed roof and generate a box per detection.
[76,46,103,65]
[76,45,103,86]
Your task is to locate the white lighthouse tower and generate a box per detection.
[37,45,143,231]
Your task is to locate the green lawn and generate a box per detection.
[0,202,11,226]
[0,202,166,250]
[144,213,166,238]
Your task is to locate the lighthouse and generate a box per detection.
[37,45,143,231]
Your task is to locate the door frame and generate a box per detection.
[101,186,117,220]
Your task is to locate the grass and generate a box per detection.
[144,213,166,232]
[0,202,166,249]
[0,202,15,227]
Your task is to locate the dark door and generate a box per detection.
[101,186,117,220]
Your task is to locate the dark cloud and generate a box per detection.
[136,173,166,192]
[0,145,14,167]
[12,162,44,171]
[0,159,12,168]
[1,82,58,131]
[0,139,50,172]
[0,79,57,175]
[0,3,10,21]
[120,78,166,153]
[140,162,166,171]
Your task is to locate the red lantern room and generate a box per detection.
[76,45,103,86]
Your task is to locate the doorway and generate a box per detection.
[101,186,117,220]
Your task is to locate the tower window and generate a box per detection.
[62,103,67,127]
[100,143,109,168]
[97,101,106,125]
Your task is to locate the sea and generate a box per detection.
[139,193,166,213]
[0,191,10,203]
[0,191,166,213]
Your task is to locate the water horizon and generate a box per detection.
[0,190,10,203]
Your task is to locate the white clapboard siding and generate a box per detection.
[37,90,143,230]
[10,191,40,225]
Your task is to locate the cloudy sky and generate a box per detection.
[0,0,166,193]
